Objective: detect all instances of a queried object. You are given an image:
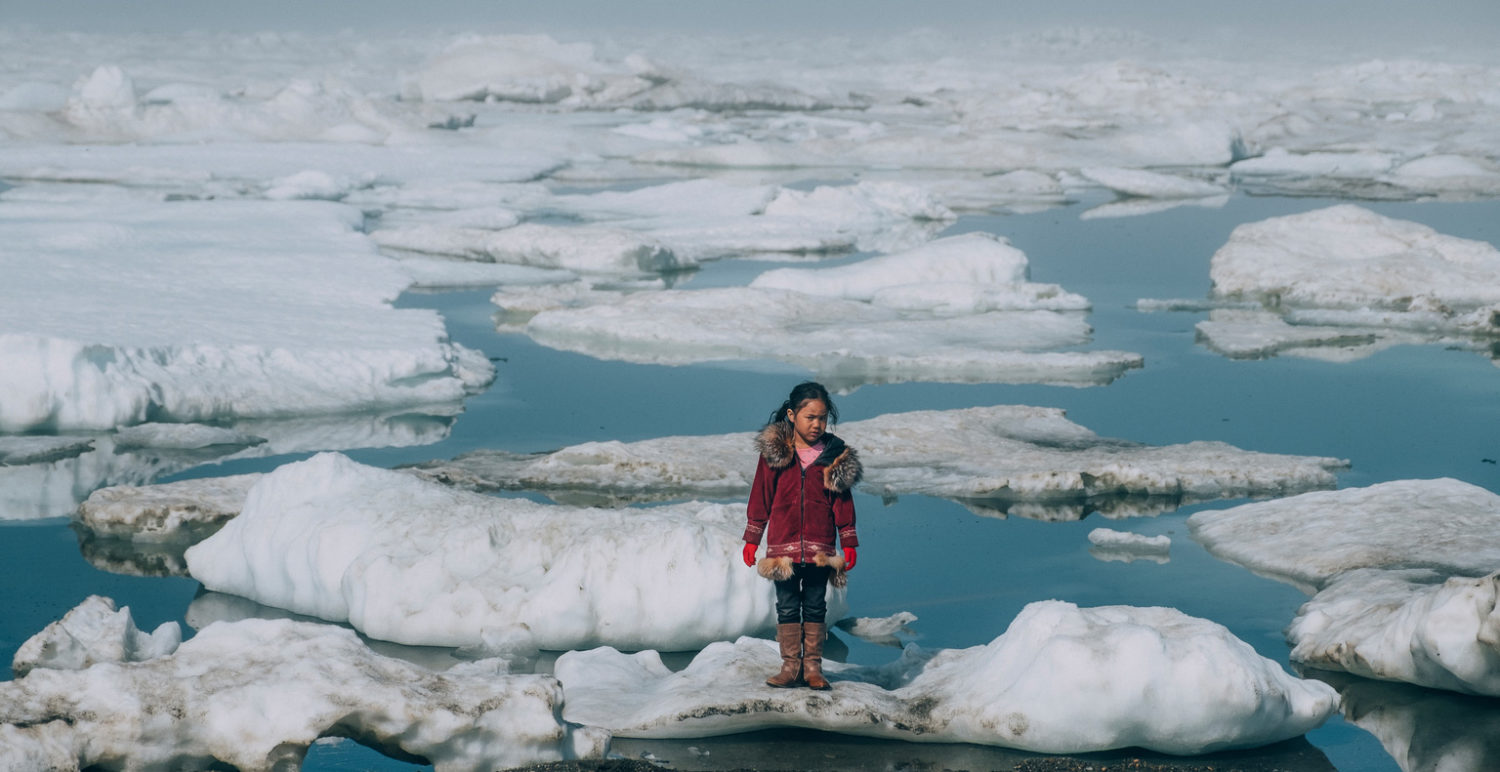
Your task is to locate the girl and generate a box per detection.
[741,381,861,690]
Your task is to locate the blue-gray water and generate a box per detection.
[4,191,1499,771]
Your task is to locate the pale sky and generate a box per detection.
[4,0,1498,44]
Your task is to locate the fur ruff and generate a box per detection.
[753,422,863,493]
[756,554,849,588]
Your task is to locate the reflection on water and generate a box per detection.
[1306,669,1500,772]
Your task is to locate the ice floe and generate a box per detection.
[184,453,841,650]
[11,595,181,678]
[1145,206,1500,361]
[0,605,608,771]
[78,473,261,543]
[1187,478,1500,591]
[555,600,1338,755]
[413,404,1346,518]
[1288,569,1500,697]
[1189,479,1500,696]
[836,612,919,648]
[1312,670,1500,772]
[1088,528,1171,564]
[0,200,491,433]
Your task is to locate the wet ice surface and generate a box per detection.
[557,601,1338,755]
[411,403,1345,517]
[3,598,607,772]
[3,18,1500,772]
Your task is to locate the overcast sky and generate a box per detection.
[5,0,1498,49]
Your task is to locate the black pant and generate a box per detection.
[774,563,831,624]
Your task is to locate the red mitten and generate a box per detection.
[742,543,758,567]
[843,547,857,571]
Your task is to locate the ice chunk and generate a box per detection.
[1315,670,1500,772]
[0,614,609,771]
[750,232,1087,313]
[1088,528,1171,564]
[555,601,1338,755]
[412,405,1345,517]
[0,200,492,433]
[393,255,577,290]
[373,222,688,274]
[1288,569,1500,696]
[407,34,647,103]
[12,595,181,678]
[1080,167,1227,199]
[1209,205,1500,312]
[78,474,262,543]
[0,435,94,466]
[521,287,1141,388]
[184,453,838,650]
[1188,478,1500,592]
[836,612,918,647]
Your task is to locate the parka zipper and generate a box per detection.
[798,463,807,563]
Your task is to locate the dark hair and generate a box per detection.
[768,381,838,426]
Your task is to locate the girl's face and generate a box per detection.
[787,399,829,448]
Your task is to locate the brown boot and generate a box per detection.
[765,622,803,687]
[801,622,831,690]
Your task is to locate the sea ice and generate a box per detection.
[184,453,841,650]
[1187,478,1500,592]
[555,600,1338,755]
[78,473,261,543]
[1208,205,1500,315]
[111,422,265,451]
[11,595,181,678]
[0,435,94,466]
[836,612,919,647]
[1287,569,1500,697]
[1315,670,1500,772]
[0,609,609,771]
[749,232,1089,314]
[412,404,1346,517]
[1087,528,1171,565]
[372,221,689,274]
[0,200,492,433]
[1079,167,1227,199]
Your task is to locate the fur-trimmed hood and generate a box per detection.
[754,421,863,493]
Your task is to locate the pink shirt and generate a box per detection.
[796,441,826,469]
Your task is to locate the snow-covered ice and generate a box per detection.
[1187,478,1500,592]
[11,595,181,678]
[185,453,843,650]
[1088,528,1171,564]
[78,473,261,543]
[413,404,1346,517]
[1318,670,1500,772]
[555,600,1338,755]
[0,200,492,433]
[836,611,919,647]
[0,606,608,771]
[1288,569,1500,697]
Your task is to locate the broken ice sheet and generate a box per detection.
[836,611,918,647]
[0,605,608,772]
[1088,527,1171,565]
[1306,668,1500,772]
[411,404,1345,518]
[183,453,845,651]
[1143,205,1500,363]
[555,600,1338,755]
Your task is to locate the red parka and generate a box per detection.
[743,421,861,562]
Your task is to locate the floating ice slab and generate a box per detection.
[1315,670,1500,772]
[519,287,1140,388]
[11,595,181,678]
[0,436,94,466]
[555,601,1338,755]
[1209,205,1500,314]
[373,222,688,274]
[836,612,918,647]
[112,422,265,451]
[413,405,1345,517]
[185,453,839,650]
[750,232,1088,313]
[1187,478,1500,591]
[1080,167,1227,199]
[0,200,491,433]
[1288,569,1500,697]
[79,474,262,543]
[0,612,608,771]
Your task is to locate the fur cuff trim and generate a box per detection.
[756,555,849,588]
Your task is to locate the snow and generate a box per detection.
[1287,569,1500,697]
[515,283,1140,389]
[1209,205,1500,312]
[0,200,492,433]
[11,595,181,678]
[413,404,1346,518]
[749,232,1088,314]
[1187,478,1500,592]
[0,609,609,771]
[555,600,1338,755]
[184,453,844,650]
